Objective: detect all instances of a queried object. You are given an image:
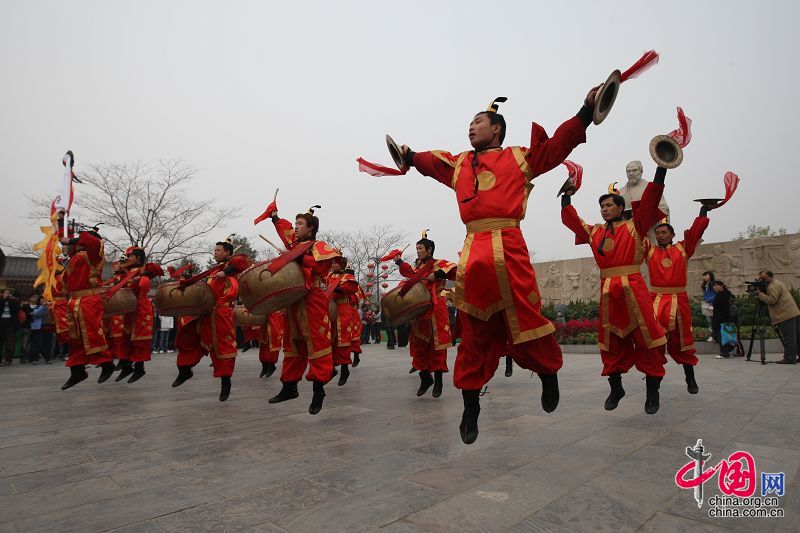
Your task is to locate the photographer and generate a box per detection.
[753,270,800,364]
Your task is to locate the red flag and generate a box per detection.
[379,249,402,262]
[563,160,583,191]
[167,264,193,279]
[668,107,693,148]
[620,50,660,82]
[711,172,740,210]
[356,158,407,177]
[253,200,278,225]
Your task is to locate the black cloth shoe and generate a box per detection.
[416,371,434,397]
[171,365,194,387]
[408,367,417,374]
[268,381,299,403]
[459,390,481,444]
[115,360,134,382]
[683,364,699,394]
[505,356,513,377]
[260,362,276,378]
[539,373,559,413]
[776,359,797,364]
[309,381,325,415]
[97,362,116,383]
[352,353,360,367]
[219,376,231,402]
[645,376,662,414]
[114,361,123,371]
[338,364,350,386]
[604,373,625,411]
[128,362,146,383]
[61,365,88,390]
[432,371,444,398]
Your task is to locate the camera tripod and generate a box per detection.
[745,299,784,364]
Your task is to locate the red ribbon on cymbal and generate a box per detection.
[620,50,660,82]
[356,158,408,177]
[668,107,692,148]
[710,172,740,210]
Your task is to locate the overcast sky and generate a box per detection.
[2,0,798,263]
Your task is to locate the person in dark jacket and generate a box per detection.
[0,289,21,365]
[712,280,735,358]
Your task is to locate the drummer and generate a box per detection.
[266,205,342,415]
[326,256,359,386]
[393,230,456,399]
[103,256,131,379]
[172,236,247,401]
[395,89,599,443]
[252,311,285,379]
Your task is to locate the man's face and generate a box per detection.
[713,283,723,293]
[416,243,430,260]
[468,113,500,150]
[655,226,674,246]
[625,162,642,183]
[600,198,624,221]
[331,258,343,272]
[1,290,10,299]
[213,245,229,263]
[295,217,311,240]
[759,272,772,284]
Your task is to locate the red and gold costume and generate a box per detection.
[251,312,285,365]
[103,268,130,362]
[397,258,457,372]
[646,215,709,365]
[51,272,69,346]
[326,269,359,366]
[175,274,239,377]
[273,216,340,382]
[63,232,112,367]
[411,116,586,390]
[561,182,667,377]
[349,286,365,357]
[124,270,154,363]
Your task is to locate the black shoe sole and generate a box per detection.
[268,392,299,404]
[171,372,193,388]
[604,391,625,411]
[115,368,134,382]
[128,371,146,383]
[61,372,89,390]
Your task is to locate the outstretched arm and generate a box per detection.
[634,168,667,237]
[406,149,460,189]
[560,194,593,245]
[271,214,295,248]
[682,211,710,258]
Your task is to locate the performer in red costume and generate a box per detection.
[266,205,341,415]
[50,268,69,356]
[114,246,162,383]
[396,88,600,443]
[560,167,670,414]
[172,237,248,401]
[103,258,131,379]
[253,311,284,378]
[646,208,710,394]
[58,221,115,389]
[326,256,359,386]
[348,273,365,367]
[394,231,456,398]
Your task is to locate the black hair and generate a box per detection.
[474,111,506,144]
[295,213,319,239]
[655,223,675,235]
[128,248,146,266]
[760,270,774,278]
[701,271,715,292]
[598,193,626,209]
[713,280,727,290]
[417,238,435,256]
[216,241,234,255]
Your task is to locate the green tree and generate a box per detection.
[734,225,787,240]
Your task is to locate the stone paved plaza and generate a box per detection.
[0,345,798,532]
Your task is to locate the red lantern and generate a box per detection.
[366,282,374,288]
[367,262,375,269]
[381,282,389,288]
[381,273,388,279]
[381,264,389,270]
[366,272,374,279]
[365,292,372,298]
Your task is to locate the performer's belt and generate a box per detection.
[465,218,520,234]
[334,297,348,304]
[650,286,686,295]
[600,265,640,278]
[67,288,103,298]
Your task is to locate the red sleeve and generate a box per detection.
[561,205,593,245]
[634,182,665,238]
[136,276,151,299]
[272,217,295,248]
[79,233,103,265]
[398,261,415,278]
[525,117,586,178]
[681,216,710,258]
[411,151,459,189]
[336,279,359,296]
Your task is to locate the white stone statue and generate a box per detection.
[618,160,670,241]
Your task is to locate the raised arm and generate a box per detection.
[525,107,590,179]
[395,259,416,278]
[560,194,593,245]
[681,211,710,258]
[271,215,295,248]
[633,169,667,237]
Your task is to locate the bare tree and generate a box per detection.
[25,159,238,265]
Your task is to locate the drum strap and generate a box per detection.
[266,241,314,275]
[399,260,434,296]
[103,268,140,301]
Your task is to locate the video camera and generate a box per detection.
[744,279,768,294]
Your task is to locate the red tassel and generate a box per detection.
[668,107,693,148]
[379,249,402,262]
[620,50,660,82]
[254,200,278,225]
[356,158,407,177]
[711,172,740,210]
[143,263,164,278]
[562,160,583,192]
